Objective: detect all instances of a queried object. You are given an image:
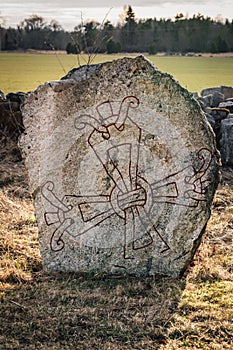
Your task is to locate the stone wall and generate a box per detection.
[195,86,233,167]
[0,91,25,139]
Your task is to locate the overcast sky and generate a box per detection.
[0,0,232,31]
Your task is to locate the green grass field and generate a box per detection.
[0,52,232,95]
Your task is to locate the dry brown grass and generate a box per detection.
[0,137,232,350]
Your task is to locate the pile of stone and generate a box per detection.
[0,90,25,140]
[194,86,233,167]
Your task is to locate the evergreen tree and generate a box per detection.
[2,9,233,54]
[121,5,137,52]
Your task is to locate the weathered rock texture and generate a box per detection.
[0,91,25,139]
[20,56,219,277]
[220,118,233,167]
[201,86,233,100]
[194,86,233,163]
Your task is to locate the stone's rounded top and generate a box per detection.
[22,55,209,136]
[61,56,153,78]
[61,62,103,82]
[20,56,219,277]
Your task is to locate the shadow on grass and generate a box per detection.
[0,271,187,349]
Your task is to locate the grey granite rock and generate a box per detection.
[220,118,233,167]
[19,56,219,277]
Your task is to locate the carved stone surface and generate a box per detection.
[20,56,219,277]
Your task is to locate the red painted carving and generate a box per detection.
[41,96,213,256]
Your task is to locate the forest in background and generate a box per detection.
[0,6,233,54]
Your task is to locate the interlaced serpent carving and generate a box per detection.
[41,96,213,257]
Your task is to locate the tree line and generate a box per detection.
[1,6,233,54]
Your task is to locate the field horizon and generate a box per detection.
[0,52,233,95]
